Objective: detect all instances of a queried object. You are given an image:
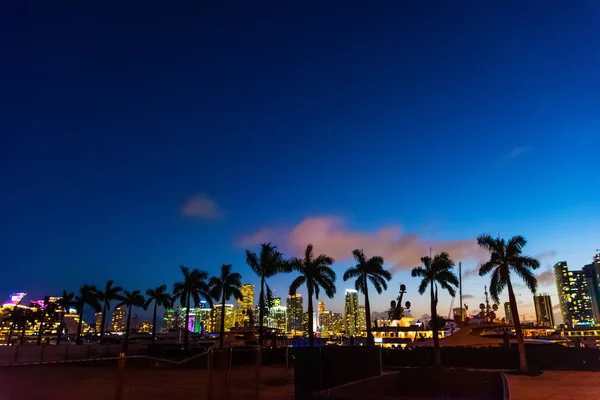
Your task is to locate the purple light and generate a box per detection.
[3,292,26,307]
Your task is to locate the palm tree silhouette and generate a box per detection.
[173,265,212,350]
[115,290,145,355]
[343,249,391,345]
[97,280,123,344]
[246,243,291,347]
[75,285,101,345]
[411,252,458,367]
[289,244,336,347]
[209,264,244,349]
[477,234,540,373]
[145,285,173,345]
[56,290,75,345]
[18,307,37,345]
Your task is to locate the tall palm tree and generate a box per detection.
[56,290,75,345]
[115,290,145,355]
[411,252,459,367]
[75,285,101,345]
[246,243,291,347]
[172,265,212,350]
[97,280,123,343]
[209,264,244,349]
[343,249,392,345]
[145,285,172,345]
[18,307,37,345]
[289,244,336,347]
[477,234,540,373]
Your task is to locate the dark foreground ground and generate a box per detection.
[0,364,294,400]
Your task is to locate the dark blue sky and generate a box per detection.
[1,1,599,319]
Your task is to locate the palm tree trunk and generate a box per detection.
[308,287,314,347]
[37,311,45,345]
[220,292,226,349]
[7,323,15,345]
[100,302,107,344]
[430,279,441,367]
[76,305,84,345]
[152,302,157,346]
[507,277,528,373]
[184,293,191,351]
[258,277,265,347]
[364,277,373,345]
[56,314,65,345]
[123,306,132,355]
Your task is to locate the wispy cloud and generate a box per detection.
[506,146,531,159]
[462,294,475,300]
[181,193,222,220]
[239,216,488,272]
[535,251,556,261]
[536,269,555,286]
[463,268,480,279]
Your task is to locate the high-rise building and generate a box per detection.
[270,297,282,308]
[358,305,367,334]
[286,294,303,335]
[269,305,287,331]
[162,308,178,332]
[504,302,513,324]
[533,294,555,327]
[193,304,212,333]
[212,304,235,333]
[344,289,359,336]
[319,310,332,338]
[554,261,595,327]
[583,253,600,322]
[330,312,343,337]
[138,321,152,333]
[111,306,126,332]
[302,311,311,337]
[237,284,255,324]
[95,312,103,333]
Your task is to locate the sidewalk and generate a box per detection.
[506,371,600,400]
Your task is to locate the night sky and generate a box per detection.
[2,1,599,322]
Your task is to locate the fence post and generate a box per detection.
[114,352,126,400]
[14,345,20,364]
[206,349,213,400]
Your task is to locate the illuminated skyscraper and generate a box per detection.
[269,305,287,331]
[583,253,600,322]
[344,289,359,336]
[358,305,367,334]
[95,312,103,333]
[237,284,255,324]
[533,294,554,327]
[319,310,332,337]
[554,261,595,327]
[212,304,235,332]
[193,303,212,333]
[504,302,513,324]
[286,294,303,335]
[111,306,126,332]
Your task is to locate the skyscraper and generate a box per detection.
[344,289,359,336]
[95,312,103,333]
[269,305,287,331]
[111,306,126,332]
[212,304,235,333]
[358,305,367,334]
[238,284,255,324]
[193,304,212,333]
[504,302,513,324]
[286,294,303,335]
[319,310,332,338]
[554,261,595,327]
[533,294,555,327]
[583,253,600,322]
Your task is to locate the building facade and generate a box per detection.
[358,305,367,334]
[504,302,513,324]
[111,306,126,332]
[583,254,600,323]
[533,294,555,327]
[286,294,303,335]
[212,304,235,332]
[95,312,103,333]
[344,289,359,336]
[237,284,254,325]
[554,261,595,327]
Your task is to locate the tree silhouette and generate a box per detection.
[173,266,212,350]
[75,285,101,345]
[289,244,336,346]
[209,264,243,349]
[145,285,172,346]
[343,249,391,345]
[477,234,540,373]
[115,290,145,355]
[97,280,123,344]
[411,252,458,367]
[56,290,75,345]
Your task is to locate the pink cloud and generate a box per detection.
[536,269,555,286]
[239,216,487,271]
[181,194,222,219]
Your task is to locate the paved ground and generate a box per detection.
[506,371,600,400]
[0,364,294,400]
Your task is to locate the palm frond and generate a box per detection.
[289,276,306,295]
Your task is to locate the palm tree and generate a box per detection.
[97,280,123,344]
[246,243,291,347]
[289,244,336,347]
[145,285,172,345]
[115,290,145,355]
[75,285,101,345]
[56,290,75,345]
[477,234,540,373]
[343,249,392,345]
[173,265,212,350]
[411,252,459,367]
[19,307,36,345]
[209,264,244,349]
